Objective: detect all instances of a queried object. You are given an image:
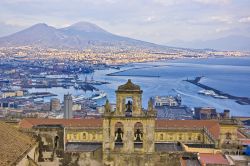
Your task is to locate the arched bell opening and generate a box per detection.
[115,122,124,148]
[134,122,143,148]
[125,97,133,117]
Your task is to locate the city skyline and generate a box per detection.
[0,0,250,46]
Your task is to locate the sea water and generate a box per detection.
[30,57,250,116]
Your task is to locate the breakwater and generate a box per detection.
[106,66,166,77]
[185,77,250,105]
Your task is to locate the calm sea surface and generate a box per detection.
[30,57,250,116]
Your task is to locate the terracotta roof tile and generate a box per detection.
[0,121,35,166]
[240,139,250,145]
[237,130,246,139]
[19,118,103,129]
[199,153,229,165]
[20,119,221,140]
[156,120,220,139]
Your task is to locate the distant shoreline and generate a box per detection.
[106,56,250,77]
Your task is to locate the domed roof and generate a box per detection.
[117,79,141,92]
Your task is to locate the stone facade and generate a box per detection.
[103,79,156,155]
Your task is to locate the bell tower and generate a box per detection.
[103,79,156,157]
[115,79,143,117]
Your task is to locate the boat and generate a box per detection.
[198,90,216,96]
[198,90,228,99]
[214,95,228,99]
[73,95,87,102]
[91,91,107,100]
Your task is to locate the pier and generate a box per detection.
[185,76,250,105]
[106,66,163,77]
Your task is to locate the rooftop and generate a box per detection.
[0,121,36,166]
[156,120,220,139]
[19,119,222,140]
[199,153,229,165]
[19,118,103,129]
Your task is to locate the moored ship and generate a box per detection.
[91,91,107,100]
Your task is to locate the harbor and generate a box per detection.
[1,57,250,117]
[185,76,250,105]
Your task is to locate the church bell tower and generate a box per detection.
[103,79,156,155]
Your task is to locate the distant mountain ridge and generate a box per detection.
[0,21,169,50]
[0,21,248,51]
[168,35,250,51]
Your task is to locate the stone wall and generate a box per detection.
[65,127,103,143]
[103,152,182,166]
[155,129,214,144]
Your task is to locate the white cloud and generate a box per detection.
[143,16,161,23]
[152,0,185,6]
[239,16,250,23]
[209,16,233,24]
[0,0,249,43]
[215,27,230,33]
[146,16,154,22]
[4,20,30,27]
[193,0,231,5]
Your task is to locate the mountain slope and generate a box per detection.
[0,23,64,47]
[0,22,168,50]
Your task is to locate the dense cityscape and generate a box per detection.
[1,0,250,165]
[1,45,250,166]
[0,46,248,64]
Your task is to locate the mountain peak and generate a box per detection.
[30,23,49,29]
[65,21,107,33]
[0,21,163,50]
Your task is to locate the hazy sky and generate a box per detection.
[0,0,250,45]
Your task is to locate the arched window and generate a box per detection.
[134,122,143,142]
[74,133,77,140]
[169,133,173,140]
[134,122,143,149]
[160,134,164,140]
[197,135,201,141]
[82,133,86,139]
[115,122,124,143]
[125,97,133,117]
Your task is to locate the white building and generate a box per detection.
[154,96,180,107]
